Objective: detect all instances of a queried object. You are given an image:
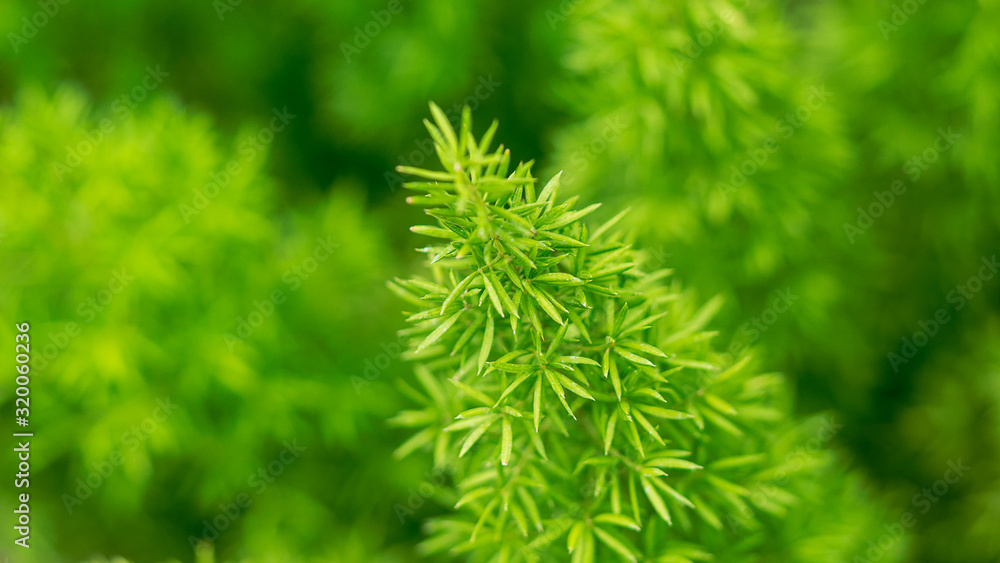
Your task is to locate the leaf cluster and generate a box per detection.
[391,105,790,562]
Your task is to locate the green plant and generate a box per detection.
[0,86,406,563]
[389,105,840,562]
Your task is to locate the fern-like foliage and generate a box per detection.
[390,105,792,562]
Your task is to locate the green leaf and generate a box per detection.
[489,203,535,233]
[481,269,507,318]
[458,105,472,155]
[593,513,641,531]
[457,407,494,419]
[705,474,751,497]
[496,371,534,405]
[713,354,752,385]
[546,323,569,359]
[609,357,622,399]
[620,311,669,337]
[526,284,565,326]
[538,230,590,247]
[537,171,562,207]
[613,303,629,335]
[442,270,480,314]
[618,340,668,358]
[568,308,592,343]
[614,348,654,367]
[509,502,529,537]
[387,280,427,307]
[557,356,601,367]
[396,165,453,182]
[651,479,695,509]
[471,497,499,541]
[498,233,537,270]
[478,119,499,154]
[410,225,458,239]
[534,272,584,286]
[590,207,630,241]
[478,313,495,376]
[604,409,619,454]
[632,409,665,445]
[568,521,585,554]
[701,406,743,436]
[665,357,718,371]
[626,418,644,458]
[388,409,436,428]
[455,486,495,508]
[450,314,484,355]
[487,268,518,318]
[544,370,577,419]
[704,392,738,416]
[416,310,463,353]
[394,427,436,460]
[551,370,595,400]
[635,405,692,420]
[525,419,548,459]
[490,362,535,374]
[533,378,543,432]
[646,458,702,471]
[641,476,672,524]
[428,102,458,153]
[573,527,594,563]
[500,405,524,418]
[450,378,494,406]
[610,471,622,514]
[501,417,513,466]
[543,203,602,230]
[592,526,637,562]
[690,494,723,529]
[517,487,543,532]
[460,416,499,457]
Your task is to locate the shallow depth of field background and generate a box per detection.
[0,0,998,562]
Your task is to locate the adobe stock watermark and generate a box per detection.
[852,459,970,562]
[720,288,799,364]
[351,334,407,394]
[844,127,961,243]
[340,0,408,63]
[717,86,830,200]
[384,75,502,192]
[878,0,931,40]
[62,397,179,514]
[671,0,751,73]
[544,0,585,29]
[7,0,72,54]
[32,269,135,372]
[213,0,244,21]
[394,466,449,523]
[887,254,998,372]
[726,415,843,532]
[647,246,673,267]
[179,107,296,223]
[188,440,306,550]
[559,112,629,187]
[224,235,339,352]
[51,66,169,181]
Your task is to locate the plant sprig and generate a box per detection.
[390,104,788,562]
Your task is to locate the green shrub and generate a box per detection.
[390,105,906,562]
[0,87,408,562]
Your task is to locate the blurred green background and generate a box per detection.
[0,0,997,561]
